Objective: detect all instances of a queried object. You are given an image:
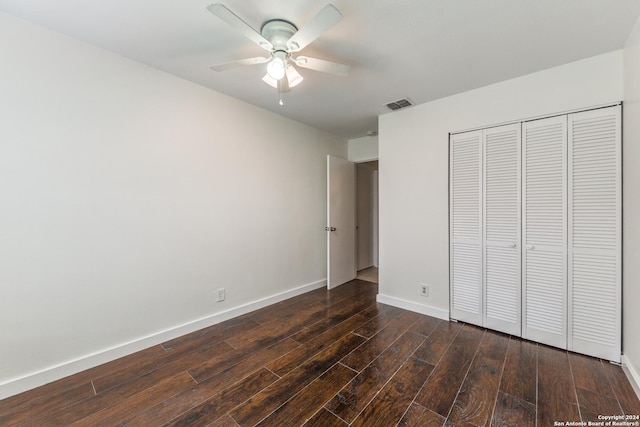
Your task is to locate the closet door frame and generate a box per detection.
[449,103,621,363]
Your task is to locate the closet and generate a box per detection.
[449,105,621,362]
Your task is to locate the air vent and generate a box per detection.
[385,98,413,111]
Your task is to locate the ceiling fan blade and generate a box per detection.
[210,57,270,72]
[293,56,350,76]
[286,4,342,52]
[207,3,273,51]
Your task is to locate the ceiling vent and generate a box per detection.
[385,98,413,111]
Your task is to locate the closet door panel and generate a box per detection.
[485,246,520,333]
[483,124,521,335]
[523,250,565,345]
[450,130,483,325]
[568,106,621,362]
[522,116,567,349]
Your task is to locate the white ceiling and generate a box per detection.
[1,1,639,139]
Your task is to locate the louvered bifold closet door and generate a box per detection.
[568,106,621,362]
[450,130,483,325]
[483,124,521,335]
[522,116,567,349]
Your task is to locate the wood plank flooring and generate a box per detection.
[1,280,639,426]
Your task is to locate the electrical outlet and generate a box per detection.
[420,284,429,297]
[216,288,225,302]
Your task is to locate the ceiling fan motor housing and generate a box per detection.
[261,20,298,53]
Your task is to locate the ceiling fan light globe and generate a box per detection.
[286,65,304,88]
[262,73,278,89]
[267,57,286,80]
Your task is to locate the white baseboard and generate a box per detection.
[376,294,449,321]
[0,279,327,400]
[622,354,640,400]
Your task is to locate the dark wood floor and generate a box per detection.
[1,280,639,426]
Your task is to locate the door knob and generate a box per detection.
[510,243,517,248]
[325,226,336,231]
[527,244,535,250]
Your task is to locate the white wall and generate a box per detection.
[348,135,378,162]
[0,12,345,398]
[623,16,640,393]
[379,51,623,319]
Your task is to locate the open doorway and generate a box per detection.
[355,160,379,283]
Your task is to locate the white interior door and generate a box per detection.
[568,105,621,362]
[522,115,568,349]
[483,124,521,336]
[450,130,483,326]
[327,155,356,289]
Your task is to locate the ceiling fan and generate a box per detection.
[207,3,351,98]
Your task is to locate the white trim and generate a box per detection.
[622,354,640,400]
[451,101,622,135]
[0,279,326,400]
[354,156,379,163]
[376,294,449,321]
